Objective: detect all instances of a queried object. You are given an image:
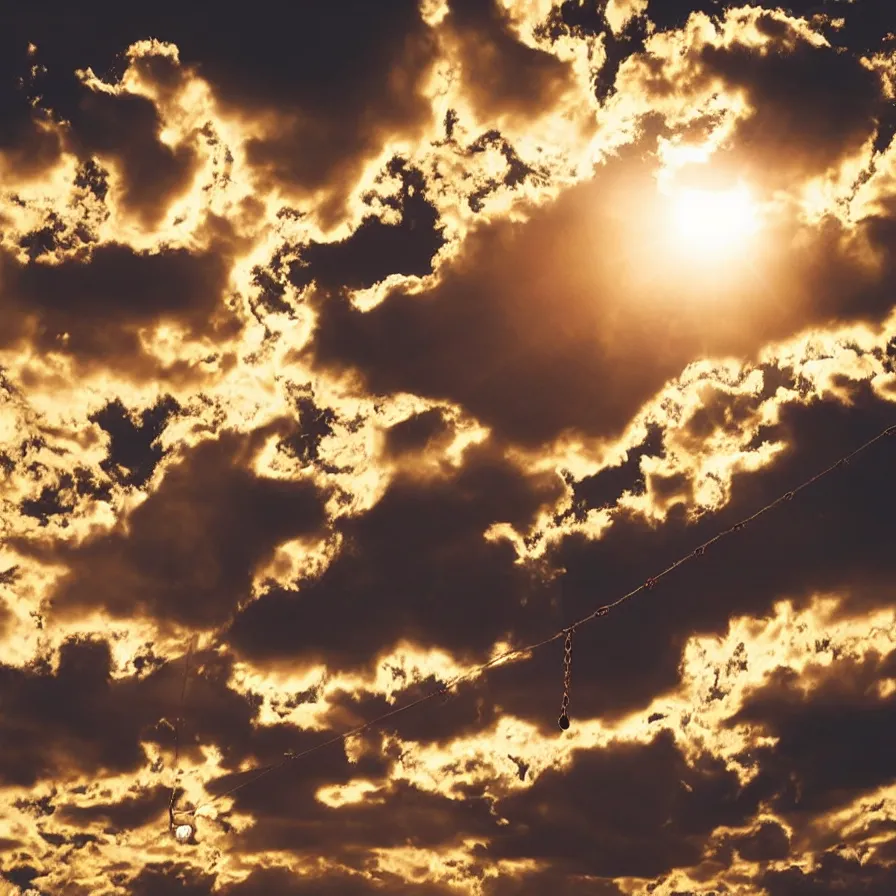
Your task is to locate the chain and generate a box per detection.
[168,638,196,842]
[558,629,573,730]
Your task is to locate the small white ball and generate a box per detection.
[174,823,194,843]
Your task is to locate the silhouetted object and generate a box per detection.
[508,755,530,781]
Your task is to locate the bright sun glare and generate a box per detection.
[670,185,760,258]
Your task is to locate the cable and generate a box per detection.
[183,421,896,820]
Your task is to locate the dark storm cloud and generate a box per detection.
[225,382,896,758]
[482,730,754,881]
[16,463,113,528]
[288,159,446,294]
[4,1,435,198]
[382,408,453,458]
[227,441,564,670]
[200,712,393,824]
[222,386,882,797]
[683,383,764,443]
[18,209,99,264]
[0,239,238,372]
[129,862,456,896]
[540,0,890,106]
[308,165,673,447]
[544,2,890,185]
[202,1,434,197]
[484,869,624,896]
[129,863,216,896]
[197,713,498,866]
[276,390,339,469]
[308,143,896,446]
[729,820,791,862]
[0,637,146,786]
[780,1,896,56]
[761,851,896,896]
[126,864,457,896]
[19,479,76,528]
[0,637,260,787]
[223,775,495,860]
[39,428,330,628]
[221,866,455,896]
[64,85,198,227]
[57,785,171,830]
[690,16,888,189]
[2,864,42,893]
[732,647,896,817]
[445,0,574,121]
[0,33,64,179]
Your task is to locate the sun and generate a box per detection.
[668,184,760,259]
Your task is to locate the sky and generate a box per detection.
[1,0,896,894]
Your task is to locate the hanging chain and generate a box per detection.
[558,629,573,730]
[168,639,196,841]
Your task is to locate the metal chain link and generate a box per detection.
[558,629,573,730]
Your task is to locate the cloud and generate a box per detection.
[223,775,495,861]
[443,0,575,123]
[41,427,330,628]
[761,851,896,896]
[0,635,260,788]
[228,441,564,670]
[2,2,896,893]
[382,408,454,459]
[128,863,216,896]
[63,82,199,228]
[221,866,455,896]
[730,820,791,862]
[0,239,239,374]
[0,637,146,787]
[308,139,896,446]
[692,12,887,188]
[450,383,895,736]
[731,647,896,817]
[0,38,65,183]
[57,785,171,831]
[178,0,436,202]
[482,730,753,880]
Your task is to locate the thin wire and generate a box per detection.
[186,421,896,819]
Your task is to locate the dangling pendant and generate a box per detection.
[558,629,573,731]
[174,822,195,844]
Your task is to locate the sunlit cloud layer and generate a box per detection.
[2,1,896,893]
